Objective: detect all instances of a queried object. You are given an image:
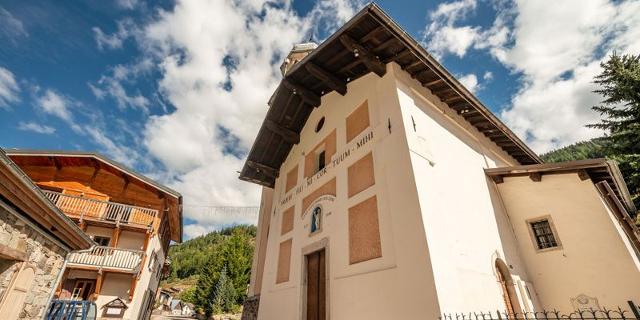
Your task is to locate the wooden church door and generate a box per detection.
[306,249,326,320]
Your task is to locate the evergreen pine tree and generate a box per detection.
[212,265,237,314]
[194,257,218,316]
[589,52,640,219]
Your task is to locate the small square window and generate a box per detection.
[530,219,558,250]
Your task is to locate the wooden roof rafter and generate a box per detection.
[240,3,542,187]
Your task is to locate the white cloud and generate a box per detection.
[483,71,493,80]
[84,126,141,167]
[423,0,480,58]
[0,8,27,42]
[458,73,479,93]
[89,59,151,112]
[0,66,20,108]
[424,0,640,153]
[18,122,56,134]
[92,19,136,50]
[113,0,362,233]
[116,0,139,10]
[36,89,73,121]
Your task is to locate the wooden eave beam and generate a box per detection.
[413,69,432,80]
[444,95,463,103]
[424,78,445,87]
[360,25,386,43]
[432,87,456,96]
[305,63,347,96]
[339,34,386,77]
[281,79,320,107]
[385,49,413,64]
[578,170,590,181]
[404,60,424,71]
[529,172,542,182]
[264,119,300,145]
[374,37,398,52]
[246,160,278,179]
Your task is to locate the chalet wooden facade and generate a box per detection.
[6,150,182,320]
[240,4,640,320]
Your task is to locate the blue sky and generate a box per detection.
[1,0,639,238]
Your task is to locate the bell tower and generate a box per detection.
[279,42,318,76]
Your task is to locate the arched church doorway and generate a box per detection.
[495,259,522,316]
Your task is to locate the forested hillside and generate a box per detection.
[163,225,256,316]
[540,138,608,163]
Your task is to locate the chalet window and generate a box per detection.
[93,236,110,246]
[529,219,559,250]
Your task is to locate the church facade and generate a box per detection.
[239,4,640,319]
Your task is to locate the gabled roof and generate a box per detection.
[239,3,541,187]
[5,149,181,197]
[5,149,183,242]
[0,149,93,250]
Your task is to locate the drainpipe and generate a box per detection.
[42,258,69,320]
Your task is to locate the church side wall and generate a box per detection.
[392,63,537,314]
[494,173,640,311]
[256,65,440,319]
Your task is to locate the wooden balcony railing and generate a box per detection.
[67,246,144,272]
[42,190,157,229]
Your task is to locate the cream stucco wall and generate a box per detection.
[126,232,164,319]
[257,64,440,319]
[392,63,537,314]
[252,61,639,319]
[494,173,640,311]
[118,230,146,251]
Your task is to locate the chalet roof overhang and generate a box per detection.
[484,158,637,214]
[0,149,93,250]
[239,3,541,188]
[5,149,184,243]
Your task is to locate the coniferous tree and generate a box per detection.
[194,257,218,316]
[588,52,640,217]
[212,265,237,314]
[167,225,256,315]
[221,228,254,306]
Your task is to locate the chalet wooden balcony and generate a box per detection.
[42,190,157,230]
[67,246,145,272]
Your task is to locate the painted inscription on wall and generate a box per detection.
[279,129,374,207]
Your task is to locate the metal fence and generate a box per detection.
[441,301,640,320]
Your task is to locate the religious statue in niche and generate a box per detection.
[310,205,322,234]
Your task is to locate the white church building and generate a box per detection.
[239,4,640,320]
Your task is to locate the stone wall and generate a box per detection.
[240,295,260,320]
[0,205,67,319]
